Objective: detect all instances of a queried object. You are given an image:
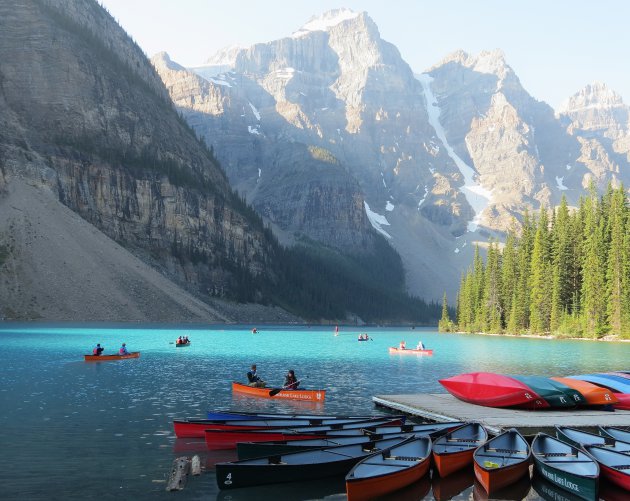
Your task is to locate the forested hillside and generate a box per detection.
[452,185,630,338]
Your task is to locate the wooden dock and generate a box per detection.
[373,393,630,436]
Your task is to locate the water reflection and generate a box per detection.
[599,479,630,501]
[377,474,432,500]
[214,476,347,501]
[432,468,475,500]
[472,472,531,500]
[531,472,584,501]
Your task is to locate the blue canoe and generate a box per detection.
[569,374,630,394]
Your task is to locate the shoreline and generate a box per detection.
[448,330,630,343]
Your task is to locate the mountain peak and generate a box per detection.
[205,45,243,66]
[292,8,362,38]
[559,81,625,113]
[151,51,185,71]
[434,49,510,79]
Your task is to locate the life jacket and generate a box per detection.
[93,348,98,355]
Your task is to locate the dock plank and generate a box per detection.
[374,393,630,436]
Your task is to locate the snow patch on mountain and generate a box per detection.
[249,102,261,121]
[364,202,392,239]
[292,8,360,38]
[555,176,568,190]
[417,73,492,231]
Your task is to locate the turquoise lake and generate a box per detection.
[1,324,628,500]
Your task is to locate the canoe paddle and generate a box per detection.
[269,376,308,397]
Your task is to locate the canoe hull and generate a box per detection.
[388,346,433,355]
[175,342,190,347]
[532,434,599,501]
[474,460,530,494]
[598,425,630,443]
[345,437,431,501]
[473,428,531,494]
[205,410,373,421]
[434,448,476,478]
[84,352,140,361]
[237,422,461,460]
[585,445,630,492]
[439,372,549,409]
[613,393,630,410]
[569,374,630,394]
[174,417,374,437]
[550,377,618,406]
[509,375,583,408]
[232,381,325,401]
[217,455,360,489]
[432,423,488,477]
[216,436,406,489]
[202,418,404,448]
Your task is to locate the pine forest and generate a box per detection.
[447,185,630,339]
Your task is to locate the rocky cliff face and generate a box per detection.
[154,10,473,300]
[0,0,274,316]
[558,82,630,189]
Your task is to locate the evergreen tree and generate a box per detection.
[581,194,607,337]
[439,292,454,332]
[606,186,627,334]
[550,197,572,331]
[481,242,503,332]
[529,212,552,333]
[500,229,518,326]
[471,246,485,331]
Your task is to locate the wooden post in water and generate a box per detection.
[166,457,190,491]
[191,455,201,476]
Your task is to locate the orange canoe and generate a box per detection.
[345,436,431,501]
[232,382,326,402]
[550,377,618,405]
[84,352,140,361]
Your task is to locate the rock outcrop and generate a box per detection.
[0,0,278,319]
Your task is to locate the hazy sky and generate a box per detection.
[99,0,630,109]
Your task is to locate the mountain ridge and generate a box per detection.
[156,8,630,301]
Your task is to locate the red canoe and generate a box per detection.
[203,418,404,449]
[232,381,326,402]
[584,445,630,491]
[84,352,140,361]
[439,372,550,409]
[614,393,630,410]
[388,346,433,355]
[173,416,387,438]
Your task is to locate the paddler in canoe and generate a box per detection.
[92,343,104,356]
[246,364,266,387]
[416,340,425,350]
[283,369,300,390]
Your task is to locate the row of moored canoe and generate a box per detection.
[173,410,630,499]
[440,371,630,410]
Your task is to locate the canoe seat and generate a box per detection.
[267,456,286,465]
[613,464,630,470]
[537,452,576,457]
[448,438,482,443]
[487,448,527,454]
[386,455,421,462]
